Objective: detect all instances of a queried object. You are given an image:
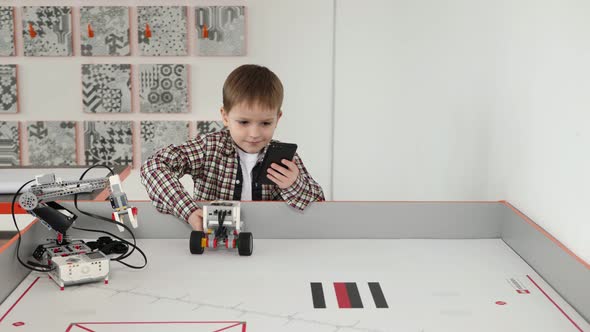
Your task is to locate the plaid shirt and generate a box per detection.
[140,128,325,222]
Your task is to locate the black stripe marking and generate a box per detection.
[310,282,326,309]
[368,282,388,308]
[345,282,363,308]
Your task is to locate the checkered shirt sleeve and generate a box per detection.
[140,137,204,222]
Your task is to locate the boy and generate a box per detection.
[140,64,325,231]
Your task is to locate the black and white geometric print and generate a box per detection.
[82,64,131,113]
[22,6,72,56]
[140,121,189,162]
[80,6,130,56]
[137,6,187,56]
[0,121,20,166]
[196,121,224,136]
[27,121,76,166]
[195,6,246,56]
[0,65,17,113]
[84,121,133,166]
[139,64,188,113]
[0,7,15,56]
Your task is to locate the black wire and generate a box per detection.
[214,210,229,241]
[72,225,146,269]
[80,164,115,177]
[11,180,55,272]
[75,165,137,261]
[70,209,147,268]
[73,165,147,269]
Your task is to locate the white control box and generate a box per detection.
[48,251,109,290]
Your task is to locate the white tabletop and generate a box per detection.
[0,239,588,332]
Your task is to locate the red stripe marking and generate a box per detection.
[0,277,40,323]
[334,282,351,308]
[527,275,583,332]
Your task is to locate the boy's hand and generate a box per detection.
[188,209,204,231]
[267,159,300,189]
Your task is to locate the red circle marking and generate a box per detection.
[12,322,25,326]
[495,301,507,305]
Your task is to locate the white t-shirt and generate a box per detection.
[237,148,261,200]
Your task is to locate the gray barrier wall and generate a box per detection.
[63,201,505,239]
[501,204,590,323]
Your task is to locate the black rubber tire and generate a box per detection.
[237,232,253,256]
[189,231,205,254]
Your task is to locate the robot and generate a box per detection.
[189,201,253,256]
[18,173,137,235]
[17,173,138,289]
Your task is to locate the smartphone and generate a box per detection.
[256,142,298,185]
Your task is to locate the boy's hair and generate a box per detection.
[223,64,283,112]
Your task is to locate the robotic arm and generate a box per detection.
[18,173,138,239]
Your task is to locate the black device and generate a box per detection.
[256,142,298,185]
[31,201,77,236]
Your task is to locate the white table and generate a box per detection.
[1,239,587,332]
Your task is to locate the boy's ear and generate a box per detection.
[220,107,229,126]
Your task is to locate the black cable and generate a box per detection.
[74,165,145,265]
[80,164,115,177]
[72,165,147,269]
[75,166,137,261]
[11,180,55,272]
[222,210,228,239]
[214,210,228,240]
[73,195,147,267]
[71,225,146,269]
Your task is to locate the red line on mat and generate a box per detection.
[66,321,246,331]
[69,321,243,325]
[527,275,583,332]
[212,322,244,332]
[0,277,40,323]
[73,324,95,332]
[334,282,351,308]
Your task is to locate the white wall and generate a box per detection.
[333,0,501,200]
[334,0,589,263]
[489,0,590,263]
[0,0,335,198]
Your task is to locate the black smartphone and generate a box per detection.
[256,142,298,185]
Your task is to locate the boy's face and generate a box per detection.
[221,102,282,153]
